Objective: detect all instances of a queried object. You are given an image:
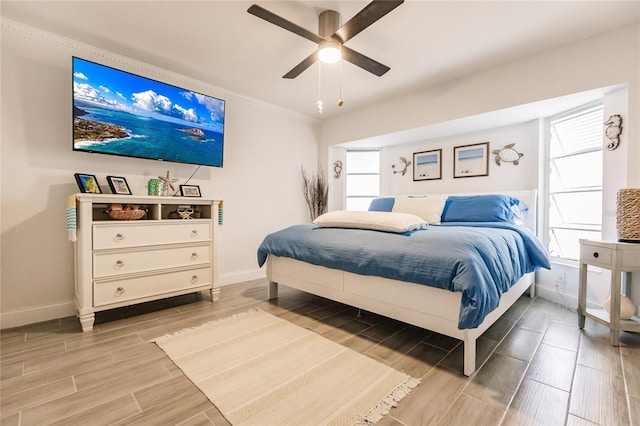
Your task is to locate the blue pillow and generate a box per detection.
[441,194,520,222]
[368,197,395,212]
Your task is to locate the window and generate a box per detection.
[345,150,380,211]
[547,104,603,261]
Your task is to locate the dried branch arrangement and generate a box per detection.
[302,164,329,222]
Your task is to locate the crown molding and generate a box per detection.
[1,17,321,125]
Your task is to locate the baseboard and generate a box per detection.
[218,268,266,286]
[1,301,76,330]
[535,284,601,311]
[5,278,581,330]
[0,270,267,330]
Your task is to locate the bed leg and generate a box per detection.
[268,281,278,300]
[529,282,536,298]
[463,338,476,377]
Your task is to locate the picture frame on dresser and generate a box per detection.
[453,142,490,178]
[74,173,102,193]
[106,176,132,195]
[180,185,201,197]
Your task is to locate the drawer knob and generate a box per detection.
[191,275,199,284]
[191,252,198,260]
[593,252,599,258]
[191,230,198,237]
[114,287,125,296]
[115,260,125,268]
[114,233,124,241]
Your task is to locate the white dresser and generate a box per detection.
[73,193,221,331]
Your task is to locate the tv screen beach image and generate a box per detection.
[73,57,225,167]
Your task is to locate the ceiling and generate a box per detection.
[2,1,639,122]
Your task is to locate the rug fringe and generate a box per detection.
[355,376,421,425]
[150,309,259,343]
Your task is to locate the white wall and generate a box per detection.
[330,120,539,210]
[321,24,640,312]
[382,121,538,196]
[320,24,639,187]
[0,21,319,328]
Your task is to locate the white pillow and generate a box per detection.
[313,210,427,233]
[392,195,447,224]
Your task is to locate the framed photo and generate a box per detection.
[180,184,201,197]
[413,149,442,181]
[106,176,132,195]
[74,173,102,194]
[453,142,490,178]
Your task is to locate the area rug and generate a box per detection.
[153,309,419,425]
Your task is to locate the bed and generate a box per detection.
[257,190,550,376]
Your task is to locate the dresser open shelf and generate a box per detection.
[73,193,221,331]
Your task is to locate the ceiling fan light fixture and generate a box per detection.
[318,40,341,64]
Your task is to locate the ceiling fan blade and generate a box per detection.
[333,0,404,43]
[341,46,390,77]
[283,50,319,79]
[248,4,323,44]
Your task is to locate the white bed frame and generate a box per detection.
[265,190,538,376]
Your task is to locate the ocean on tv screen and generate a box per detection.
[72,57,225,167]
[74,103,223,167]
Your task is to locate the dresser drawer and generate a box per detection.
[93,267,211,307]
[93,222,210,250]
[580,244,612,268]
[93,244,211,278]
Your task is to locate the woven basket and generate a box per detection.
[616,188,640,242]
[107,209,146,220]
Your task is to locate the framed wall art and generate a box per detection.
[74,173,102,194]
[180,184,201,197]
[453,142,490,178]
[413,149,442,181]
[106,176,132,195]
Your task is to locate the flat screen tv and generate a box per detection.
[73,57,225,167]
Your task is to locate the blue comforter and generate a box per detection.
[257,223,550,329]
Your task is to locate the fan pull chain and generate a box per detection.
[316,62,323,114]
[338,49,344,107]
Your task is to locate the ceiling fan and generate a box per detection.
[247,1,404,79]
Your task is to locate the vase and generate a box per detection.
[616,188,640,242]
[147,178,163,196]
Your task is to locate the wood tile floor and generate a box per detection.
[1,279,639,425]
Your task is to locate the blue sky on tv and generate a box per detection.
[73,58,224,133]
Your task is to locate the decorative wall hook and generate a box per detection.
[604,114,623,151]
[492,144,523,166]
[333,160,343,178]
[391,157,411,176]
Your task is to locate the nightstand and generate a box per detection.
[578,239,640,345]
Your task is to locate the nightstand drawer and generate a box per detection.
[580,244,612,267]
[93,244,211,278]
[621,250,640,268]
